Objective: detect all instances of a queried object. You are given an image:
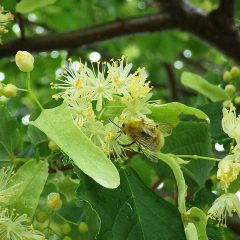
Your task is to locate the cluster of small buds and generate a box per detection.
[222,66,240,109]
[51,56,155,159]
[0,6,14,43]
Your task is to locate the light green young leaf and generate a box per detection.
[9,159,48,219]
[181,72,228,102]
[185,207,208,240]
[16,0,57,13]
[148,102,208,126]
[30,103,120,189]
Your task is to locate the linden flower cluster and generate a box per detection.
[208,104,240,226]
[0,209,45,240]
[217,104,240,190]
[0,6,13,43]
[51,57,153,158]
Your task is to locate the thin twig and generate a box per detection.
[163,62,179,101]
[0,0,240,63]
[15,13,25,40]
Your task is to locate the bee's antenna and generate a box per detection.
[109,119,122,129]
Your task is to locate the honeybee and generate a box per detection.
[112,118,172,161]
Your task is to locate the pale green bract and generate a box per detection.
[185,207,208,240]
[16,0,57,13]
[181,72,228,102]
[30,102,120,189]
[149,102,208,126]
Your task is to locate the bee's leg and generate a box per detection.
[119,141,135,147]
[115,131,122,141]
[136,143,144,154]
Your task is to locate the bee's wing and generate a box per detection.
[134,136,155,151]
[135,141,159,162]
[132,136,158,162]
[143,150,159,162]
[158,122,174,137]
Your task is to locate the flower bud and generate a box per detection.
[3,84,17,98]
[47,192,62,211]
[223,100,232,109]
[36,211,48,223]
[62,237,72,240]
[0,96,8,104]
[61,223,71,234]
[231,66,240,78]
[48,140,58,151]
[234,96,240,106]
[225,84,236,95]
[78,222,89,233]
[15,51,34,72]
[223,71,232,82]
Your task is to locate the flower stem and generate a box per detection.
[156,152,187,213]
[173,154,221,162]
[17,88,28,92]
[26,72,44,111]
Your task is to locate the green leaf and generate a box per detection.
[57,176,80,202]
[16,0,57,13]
[9,159,48,219]
[148,102,208,126]
[27,125,48,146]
[30,103,120,189]
[207,221,225,240]
[162,122,214,187]
[181,72,228,102]
[191,188,217,210]
[0,107,22,161]
[128,155,158,186]
[200,102,227,140]
[77,167,186,240]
